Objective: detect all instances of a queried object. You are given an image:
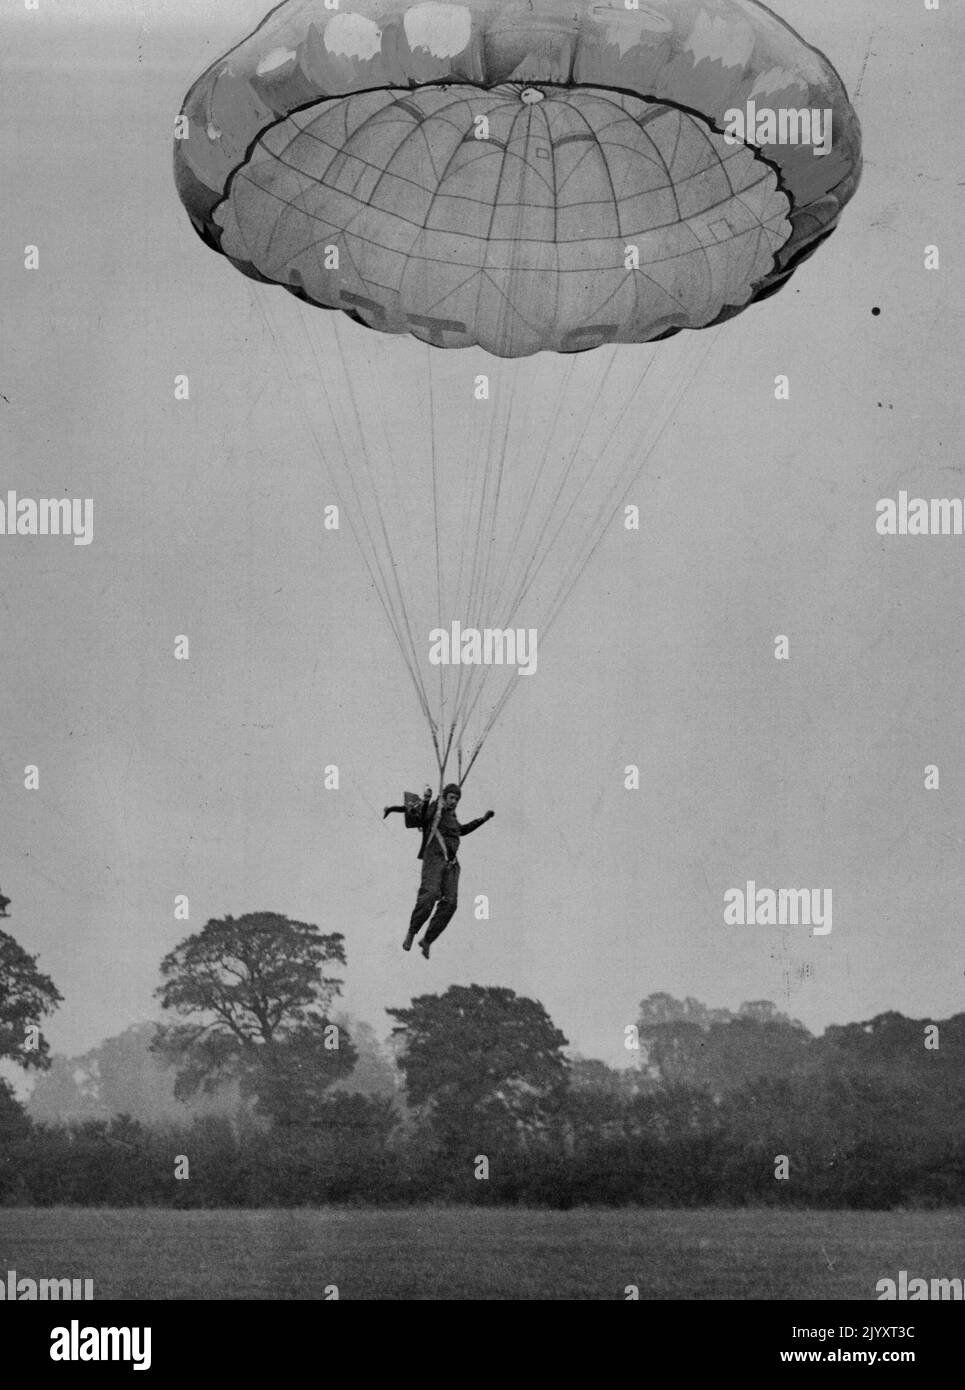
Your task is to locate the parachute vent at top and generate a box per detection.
[175,0,862,357]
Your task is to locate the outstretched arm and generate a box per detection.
[458,810,494,836]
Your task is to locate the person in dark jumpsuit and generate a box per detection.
[395,783,493,957]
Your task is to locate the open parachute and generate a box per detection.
[175,0,861,783]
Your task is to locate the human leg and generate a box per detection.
[405,852,445,944]
[422,860,460,947]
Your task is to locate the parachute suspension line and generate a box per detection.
[497,352,578,596]
[466,338,719,763]
[457,344,623,742]
[462,329,723,781]
[473,342,548,648]
[447,106,536,752]
[453,350,555,742]
[461,356,510,635]
[318,323,436,731]
[425,342,447,744]
[446,353,508,750]
[447,355,528,750]
[251,286,437,736]
[434,728,448,788]
[542,330,720,642]
[444,364,492,751]
[489,348,656,657]
[449,357,498,755]
[481,341,650,672]
[329,313,438,726]
[467,130,537,650]
[248,291,422,705]
[501,345,624,623]
[450,351,489,633]
[454,348,581,743]
[468,334,720,771]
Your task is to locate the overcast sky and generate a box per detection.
[2,1,963,1069]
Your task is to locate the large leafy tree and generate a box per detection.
[635,992,812,1096]
[388,984,569,1153]
[153,912,355,1125]
[0,926,62,1139]
[0,927,62,1070]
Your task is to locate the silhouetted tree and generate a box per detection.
[635,992,811,1096]
[388,985,570,1159]
[153,912,355,1125]
[0,926,62,1071]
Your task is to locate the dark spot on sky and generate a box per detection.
[872,307,881,316]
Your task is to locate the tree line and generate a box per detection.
[1,914,962,1208]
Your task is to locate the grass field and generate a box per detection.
[0,1207,960,1299]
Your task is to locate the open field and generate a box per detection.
[0,1207,960,1300]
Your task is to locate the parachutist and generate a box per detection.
[0,890,10,918]
[399,784,493,955]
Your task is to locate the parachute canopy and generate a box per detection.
[175,0,862,357]
[174,1,861,782]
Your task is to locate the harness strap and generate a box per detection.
[429,800,455,862]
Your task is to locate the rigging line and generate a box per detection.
[455,348,525,729]
[512,344,696,675]
[251,294,402,636]
[329,313,437,718]
[327,316,420,646]
[544,331,719,639]
[450,378,482,629]
[472,314,555,649]
[497,341,664,631]
[463,329,720,774]
[458,324,542,699]
[472,367,516,624]
[469,124,541,643]
[295,316,429,715]
[491,346,622,638]
[319,325,412,585]
[459,344,631,738]
[447,353,507,742]
[415,122,458,740]
[451,348,494,639]
[437,715,458,784]
[449,106,522,734]
[455,344,623,740]
[443,353,492,746]
[493,347,617,628]
[493,351,578,602]
[456,358,578,740]
[448,370,493,728]
[462,351,507,628]
[454,90,537,730]
[446,395,523,749]
[253,290,434,727]
[425,341,446,734]
[498,344,627,624]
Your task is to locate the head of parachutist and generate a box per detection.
[442,784,461,810]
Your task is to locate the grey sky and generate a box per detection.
[1,1,963,1069]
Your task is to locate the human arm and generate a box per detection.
[458,810,494,836]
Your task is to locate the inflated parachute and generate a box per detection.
[175,0,861,780]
